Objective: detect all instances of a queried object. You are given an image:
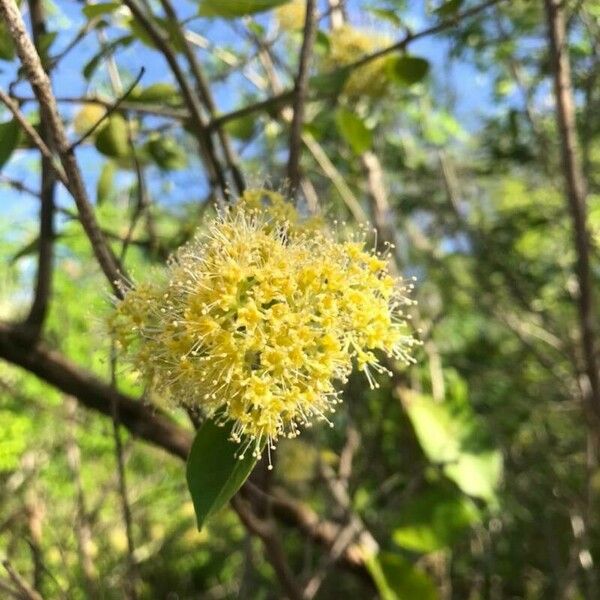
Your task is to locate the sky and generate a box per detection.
[0,0,497,228]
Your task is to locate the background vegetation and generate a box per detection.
[0,0,599,598]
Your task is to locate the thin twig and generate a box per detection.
[231,496,303,600]
[2,561,44,600]
[287,0,317,196]
[158,0,245,195]
[69,67,145,151]
[0,0,128,296]
[122,0,229,201]
[23,0,56,339]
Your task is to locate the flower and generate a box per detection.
[323,25,393,99]
[111,192,418,463]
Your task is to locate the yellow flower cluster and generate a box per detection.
[275,0,306,31]
[111,193,417,461]
[324,25,392,98]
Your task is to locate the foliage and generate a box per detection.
[0,0,599,598]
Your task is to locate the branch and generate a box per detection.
[544,0,600,425]
[287,0,317,196]
[69,67,145,152]
[158,0,245,195]
[0,323,192,460]
[0,0,127,297]
[0,322,377,584]
[231,496,303,600]
[23,0,56,339]
[121,0,229,200]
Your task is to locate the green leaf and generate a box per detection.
[199,0,289,19]
[96,161,116,205]
[367,7,403,26]
[310,66,350,96]
[434,0,464,17]
[95,114,130,158]
[444,450,503,503]
[335,107,372,154]
[186,420,258,529]
[403,391,462,463]
[365,552,439,600]
[403,391,503,503]
[83,35,134,80]
[388,55,430,85]
[224,115,256,141]
[129,83,181,105]
[392,487,480,553]
[144,135,188,171]
[82,2,121,19]
[0,21,15,61]
[0,119,22,171]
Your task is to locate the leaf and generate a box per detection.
[434,0,464,17]
[0,120,22,171]
[186,420,258,529]
[95,115,130,158]
[335,107,372,154]
[310,66,350,97]
[365,552,439,600]
[402,391,462,463]
[144,135,187,171]
[388,55,430,85]
[129,83,181,105]
[96,161,116,205]
[402,391,503,503]
[199,0,289,19]
[224,115,256,141]
[392,487,480,553]
[444,450,503,503]
[0,21,15,61]
[83,35,134,80]
[82,2,121,19]
[367,7,403,26]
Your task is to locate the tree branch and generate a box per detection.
[23,0,55,339]
[287,0,317,196]
[158,0,245,195]
[0,322,377,584]
[121,0,229,201]
[0,0,127,297]
[544,0,600,424]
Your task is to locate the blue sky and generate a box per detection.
[0,0,497,228]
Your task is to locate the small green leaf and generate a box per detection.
[310,66,350,96]
[335,107,372,154]
[129,83,181,105]
[82,2,121,19]
[365,552,439,600]
[0,119,22,171]
[403,391,461,463]
[199,0,289,18]
[96,161,116,205]
[186,420,258,529]
[83,35,134,80]
[367,7,403,26]
[388,55,430,85]
[95,115,130,158]
[444,450,503,503]
[224,115,256,141]
[144,135,187,171]
[392,487,480,553]
[434,0,464,17]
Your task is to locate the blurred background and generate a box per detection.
[1,0,599,598]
